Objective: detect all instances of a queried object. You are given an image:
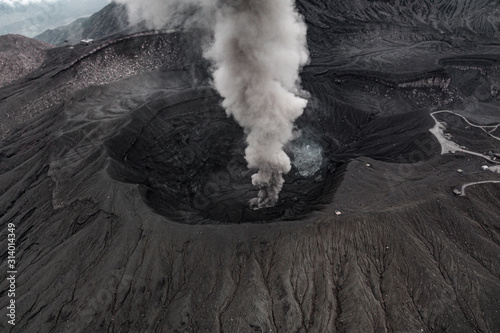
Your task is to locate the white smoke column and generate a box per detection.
[206,1,309,209]
[115,0,309,209]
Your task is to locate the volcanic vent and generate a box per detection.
[104,69,441,225]
[105,88,339,224]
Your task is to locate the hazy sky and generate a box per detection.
[0,0,57,5]
[0,0,109,7]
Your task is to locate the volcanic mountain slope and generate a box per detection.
[1,0,500,332]
[35,2,131,46]
[0,34,52,89]
[0,0,109,38]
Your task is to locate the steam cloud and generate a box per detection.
[115,0,310,209]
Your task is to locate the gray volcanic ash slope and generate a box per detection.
[1,0,500,332]
[0,34,52,89]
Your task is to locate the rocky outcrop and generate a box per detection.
[0,34,52,88]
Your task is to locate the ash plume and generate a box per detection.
[115,0,310,209]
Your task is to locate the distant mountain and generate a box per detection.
[0,34,51,88]
[0,0,110,38]
[35,2,130,46]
